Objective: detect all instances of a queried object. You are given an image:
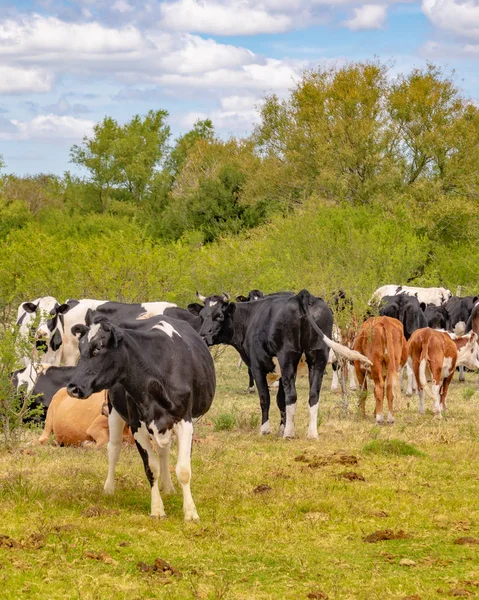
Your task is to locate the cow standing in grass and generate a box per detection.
[353,316,407,424]
[189,289,371,439]
[67,315,215,521]
[407,328,479,417]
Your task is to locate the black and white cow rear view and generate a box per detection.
[66,315,215,521]
[189,289,371,439]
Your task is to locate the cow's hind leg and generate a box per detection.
[103,408,126,495]
[278,353,301,439]
[158,442,175,495]
[275,382,286,436]
[251,367,272,435]
[173,419,199,522]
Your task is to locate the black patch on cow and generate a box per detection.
[50,329,63,351]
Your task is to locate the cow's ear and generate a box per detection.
[72,324,89,339]
[225,302,236,317]
[187,303,203,316]
[420,302,426,312]
[473,296,479,304]
[111,326,124,348]
[50,329,63,351]
[85,308,95,326]
[22,302,38,313]
[57,303,71,315]
[236,295,247,302]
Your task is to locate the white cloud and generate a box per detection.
[160,0,293,35]
[112,0,134,13]
[0,66,54,94]
[0,114,95,141]
[422,0,479,41]
[344,4,387,30]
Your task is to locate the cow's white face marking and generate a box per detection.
[208,300,217,307]
[153,322,181,339]
[87,323,101,342]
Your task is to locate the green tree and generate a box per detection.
[70,116,120,211]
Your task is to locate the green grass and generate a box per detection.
[1,346,479,599]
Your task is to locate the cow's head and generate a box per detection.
[17,296,69,357]
[67,317,125,399]
[456,331,479,371]
[188,291,235,346]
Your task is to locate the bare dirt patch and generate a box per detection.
[137,558,182,578]
[454,537,479,545]
[82,505,121,518]
[253,484,272,494]
[337,471,365,482]
[364,529,410,543]
[294,453,359,469]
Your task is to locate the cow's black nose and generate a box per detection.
[67,383,83,399]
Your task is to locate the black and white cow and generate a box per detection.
[189,289,371,439]
[15,296,70,366]
[370,285,452,307]
[66,315,215,521]
[57,299,177,366]
[446,295,478,331]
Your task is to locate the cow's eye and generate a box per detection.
[92,347,101,356]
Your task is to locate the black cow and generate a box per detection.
[235,289,265,303]
[423,303,449,330]
[189,289,370,439]
[447,295,478,331]
[66,315,215,521]
[379,295,427,340]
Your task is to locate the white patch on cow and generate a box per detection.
[431,383,442,416]
[103,408,126,496]
[418,389,425,414]
[260,420,271,435]
[387,411,395,424]
[153,322,180,339]
[208,300,217,307]
[441,356,453,379]
[135,421,165,518]
[173,419,199,521]
[376,413,384,424]
[307,403,319,439]
[331,368,339,391]
[283,403,296,438]
[87,323,101,342]
[148,422,175,494]
[348,363,358,390]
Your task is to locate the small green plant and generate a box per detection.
[212,412,237,432]
[463,387,475,401]
[363,439,424,457]
[235,408,260,432]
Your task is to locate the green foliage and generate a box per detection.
[363,439,424,457]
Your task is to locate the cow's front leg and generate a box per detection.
[278,357,300,439]
[103,408,126,495]
[173,419,198,522]
[135,422,167,518]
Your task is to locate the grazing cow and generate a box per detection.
[66,315,216,521]
[353,317,408,424]
[189,289,371,439]
[370,285,452,307]
[53,299,177,366]
[38,389,133,448]
[407,328,479,416]
[379,294,427,340]
[423,304,450,330]
[15,296,70,366]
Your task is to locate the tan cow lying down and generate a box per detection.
[39,389,133,448]
[353,316,408,424]
[407,328,479,417]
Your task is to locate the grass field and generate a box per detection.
[1,346,479,600]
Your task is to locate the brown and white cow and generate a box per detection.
[353,316,408,424]
[38,389,133,448]
[407,328,479,417]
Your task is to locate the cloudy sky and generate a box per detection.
[0,0,479,175]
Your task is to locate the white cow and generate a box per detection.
[370,285,452,307]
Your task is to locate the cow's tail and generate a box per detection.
[418,336,435,400]
[384,323,401,406]
[296,289,372,366]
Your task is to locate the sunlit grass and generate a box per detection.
[1,346,479,599]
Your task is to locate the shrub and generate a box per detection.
[363,439,424,457]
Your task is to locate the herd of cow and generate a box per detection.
[8,284,479,520]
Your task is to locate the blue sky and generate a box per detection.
[0,0,478,176]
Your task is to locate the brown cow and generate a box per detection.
[38,389,133,448]
[353,316,407,424]
[408,328,479,417]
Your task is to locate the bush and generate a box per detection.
[212,412,237,432]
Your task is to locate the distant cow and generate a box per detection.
[189,289,371,439]
[423,304,449,330]
[66,315,216,521]
[447,295,477,331]
[353,317,407,424]
[15,296,69,367]
[38,389,132,448]
[407,328,479,416]
[370,285,452,307]
[379,294,427,340]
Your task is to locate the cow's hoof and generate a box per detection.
[246,386,255,394]
[184,511,200,522]
[150,513,167,520]
[283,428,295,439]
[260,422,271,435]
[307,431,319,440]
